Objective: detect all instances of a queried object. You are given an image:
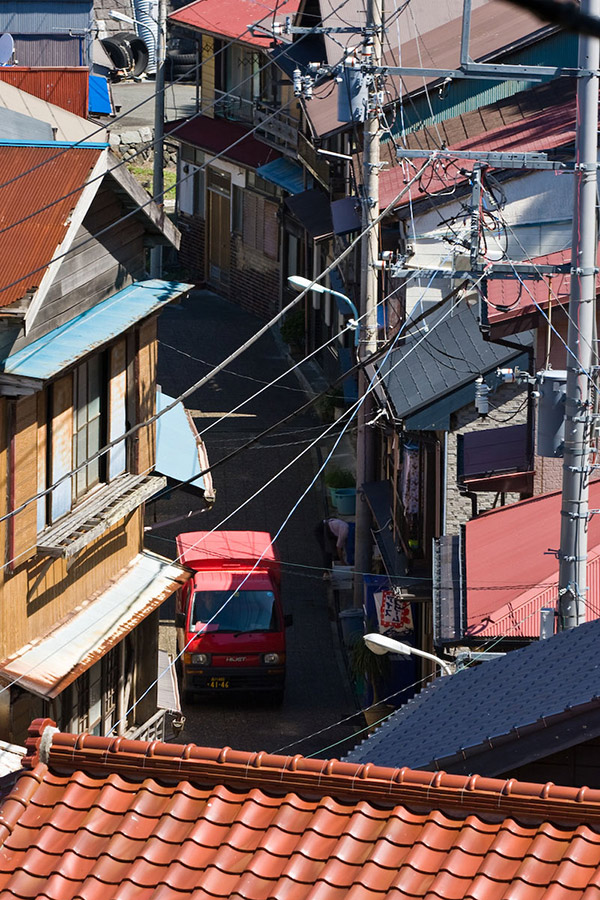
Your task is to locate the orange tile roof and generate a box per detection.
[0,146,102,308]
[2,718,600,897]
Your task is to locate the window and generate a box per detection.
[242,192,279,260]
[73,356,103,500]
[191,590,278,632]
[178,157,205,218]
[75,647,120,735]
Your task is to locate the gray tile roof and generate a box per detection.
[344,618,600,775]
[378,302,532,422]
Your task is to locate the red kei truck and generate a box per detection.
[175,531,291,702]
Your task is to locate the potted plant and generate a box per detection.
[324,466,356,512]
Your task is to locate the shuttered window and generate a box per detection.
[243,192,279,260]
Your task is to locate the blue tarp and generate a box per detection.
[89,74,112,115]
[256,158,304,194]
[1,280,192,380]
[155,391,207,492]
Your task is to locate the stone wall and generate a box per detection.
[445,382,530,534]
[109,131,178,170]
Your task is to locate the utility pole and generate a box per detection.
[353,0,383,607]
[150,0,166,278]
[557,0,600,629]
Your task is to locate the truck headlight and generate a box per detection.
[191,653,210,665]
[263,652,283,665]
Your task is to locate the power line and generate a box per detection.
[0,157,437,533]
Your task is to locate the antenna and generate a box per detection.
[0,33,14,66]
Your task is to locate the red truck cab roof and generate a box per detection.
[176,531,280,571]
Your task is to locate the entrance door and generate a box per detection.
[207,167,231,287]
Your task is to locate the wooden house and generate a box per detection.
[0,125,206,744]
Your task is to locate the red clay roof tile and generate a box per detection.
[4,719,600,898]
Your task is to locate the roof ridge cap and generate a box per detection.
[23,719,600,824]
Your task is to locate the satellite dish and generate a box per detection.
[0,34,14,66]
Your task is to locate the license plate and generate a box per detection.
[208,677,229,689]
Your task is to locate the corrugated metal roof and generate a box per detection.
[0,280,192,378]
[0,145,102,308]
[284,189,333,239]
[465,479,600,638]
[168,0,302,47]
[0,550,190,698]
[378,302,532,424]
[165,116,280,169]
[256,158,304,194]
[0,68,89,118]
[155,390,212,495]
[344,615,600,776]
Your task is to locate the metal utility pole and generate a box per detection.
[353,0,383,607]
[557,0,600,629]
[150,0,166,278]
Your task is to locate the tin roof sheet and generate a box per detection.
[0,145,102,308]
[168,0,302,47]
[256,158,304,194]
[4,718,600,897]
[155,390,211,494]
[0,67,89,118]
[0,550,189,698]
[0,280,192,377]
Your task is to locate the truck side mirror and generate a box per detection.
[284,613,293,628]
[175,613,186,630]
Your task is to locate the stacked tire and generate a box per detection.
[166,51,196,82]
[101,32,149,78]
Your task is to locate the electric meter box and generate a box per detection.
[536,370,567,458]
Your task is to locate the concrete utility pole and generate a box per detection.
[557,0,600,629]
[150,0,166,278]
[353,0,383,607]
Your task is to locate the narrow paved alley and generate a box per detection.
[146,289,361,758]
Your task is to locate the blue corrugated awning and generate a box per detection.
[256,158,304,194]
[155,391,210,493]
[1,280,192,380]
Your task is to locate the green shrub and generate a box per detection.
[324,466,355,488]
[280,305,305,348]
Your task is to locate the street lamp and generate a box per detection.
[363,633,454,677]
[287,275,360,346]
[110,4,166,278]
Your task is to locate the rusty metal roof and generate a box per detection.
[0,145,102,308]
[0,67,89,118]
[3,719,600,897]
[0,550,189,698]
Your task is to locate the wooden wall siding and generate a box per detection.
[134,317,157,476]
[10,187,147,352]
[202,37,215,118]
[109,339,127,481]
[50,374,73,523]
[0,506,143,663]
[11,396,38,568]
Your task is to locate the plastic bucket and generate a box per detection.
[333,488,356,515]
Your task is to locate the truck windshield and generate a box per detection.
[191,590,277,633]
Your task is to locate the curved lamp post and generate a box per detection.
[363,632,453,677]
[287,275,360,346]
